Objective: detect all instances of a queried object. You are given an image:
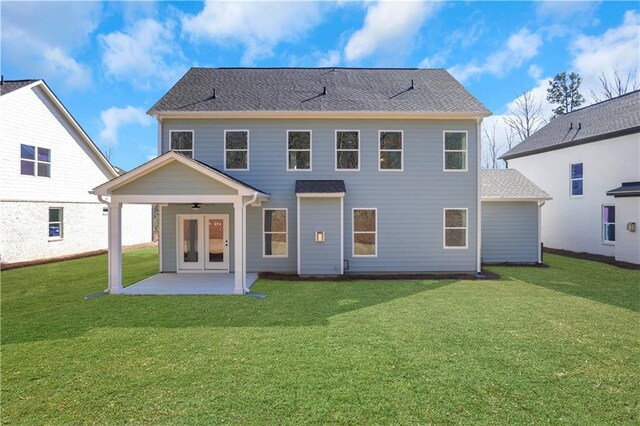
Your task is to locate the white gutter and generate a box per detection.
[242,192,259,293]
[537,201,546,264]
[476,118,483,274]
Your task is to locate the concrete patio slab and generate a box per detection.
[122,273,259,295]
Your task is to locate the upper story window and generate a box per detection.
[444,208,468,249]
[379,131,403,171]
[336,130,359,170]
[225,130,249,170]
[49,207,63,239]
[571,163,583,196]
[353,208,377,256]
[21,144,51,177]
[602,205,615,243]
[263,208,287,257]
[287,130,311,171]
[170,131,194,158]
[443,131,467,171]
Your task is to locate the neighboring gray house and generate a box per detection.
[93,67,545,295]
[502,91,640,265]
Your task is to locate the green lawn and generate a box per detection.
[2,248,638,424]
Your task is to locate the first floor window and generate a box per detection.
[379,131,403,170]
[264,209,287,256]
[49,207,63,238]
[336,131,359,170]
[571,163,583,196]
[170,130,194,158]
[21,144,51,177]
[353,209,376,256]
[603,205,615,243]
[444,209,467,248]
[444,131,467,171]
[287,130,311,170]
[225,130,249,170]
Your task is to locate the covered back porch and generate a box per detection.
[92,151,268,295]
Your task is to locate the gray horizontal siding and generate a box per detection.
[161,118,479,273]
[481,201,539,263]
[299,198,342,275]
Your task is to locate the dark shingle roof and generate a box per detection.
[296,180,346,194]
[149,68,490,115]
[502,90,640,160]
[0,79,38,96]
[481,169,551,200]
[607,181,640,197]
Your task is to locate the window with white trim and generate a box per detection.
[353,209,376,256]
[571,163,583,196]
[287,131,311,170]
[379,131,402,171]
[170,131,194,158]
[263,209,287,257]
[225,130,249,170]
[49,207,63,239]
[602,205,615,243]
[336,131,359,170]
[21,144,51,177]
[444,209,467,248]
[444,131,467,171]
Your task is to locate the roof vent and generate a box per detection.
[212,88,217,99]
[569,122,573,130]
[410,79,415,90]
[578,122,582,130]
[322,86,327,96]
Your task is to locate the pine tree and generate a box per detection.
[546,72,585,116]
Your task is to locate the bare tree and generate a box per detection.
[591,67,639,102]
[503,91,546,144]
[504,127,517,151]
[482,121,499,169]
[103,142,113,161]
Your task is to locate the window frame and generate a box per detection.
[443,208,468,249]
[48,207,63,240]
[286,130,312,172]
[224,129,250,171]
[20,144,51,177]
[169,130,195,158]
[378,130,403,172]
[570,162,584,198]
[352,208,377,257]
[335,130,361,172]
[443,131,468,172]
[36,147,51,177]
[602,205,616,245]
[263,208,288,258]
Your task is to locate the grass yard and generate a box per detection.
[1,248,638,424]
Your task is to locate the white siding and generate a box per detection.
[509,133,640,258]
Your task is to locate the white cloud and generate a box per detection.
[99,106,153,147]
[536,0,600,23]
[528,64,543,80]
[419,51,449,68]
[0,1,100,89]
[100,18,186,89]
[317,50,342,67]
[344,1,440,63]
[449,28,542,82]
[181,1,323,65]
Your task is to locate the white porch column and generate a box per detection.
[233,200,244,294]
[108,200,123,294]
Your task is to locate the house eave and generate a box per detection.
[148,110,492,120]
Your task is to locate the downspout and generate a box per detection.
[96,194,111,292]
[242,192,259,293]
[476,118,483,274]
[538,201,546,264]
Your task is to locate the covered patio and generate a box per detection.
[91,151,268,295]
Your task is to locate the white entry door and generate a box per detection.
[177,214,229,272]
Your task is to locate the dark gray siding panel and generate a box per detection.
[299,198,342,275]
[481,201,539,263]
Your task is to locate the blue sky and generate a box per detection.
[2,1,639,170]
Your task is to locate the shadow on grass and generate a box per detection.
[487,253,640,313]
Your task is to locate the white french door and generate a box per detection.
[177,214,229,272]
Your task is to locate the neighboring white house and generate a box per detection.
[502,90,640,265]
[0,79,152,265]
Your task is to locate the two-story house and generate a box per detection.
[502,90,640,265]
[93,68,548,295]
[0,79,152,267]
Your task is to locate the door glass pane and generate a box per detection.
[183,219,199,262]
[208,219,224,262]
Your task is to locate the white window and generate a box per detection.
[379,131,403,171]
[263,208,287,257]
[225,130,249,170]
[443,131,467,171]
[444,208,468,248]
[49,207,63,239]
[336,130,359,170]
[170,130,194,158]
[287,130,311,171]
[21,144,51,177]
[602,205,615,243]
[353,208,377,256]
[571,163,583,197]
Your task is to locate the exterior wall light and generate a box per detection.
[315,231,325,243]
[627,222,637,232]
[191,203,202,211]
